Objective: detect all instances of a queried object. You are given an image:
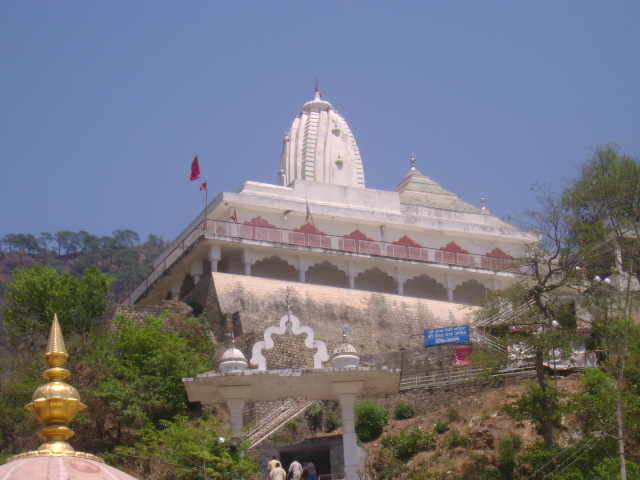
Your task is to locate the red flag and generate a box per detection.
[230,210,238,223]
[190,156,201,181]
[200,181,207,191]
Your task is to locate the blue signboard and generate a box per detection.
[424,325,471,346]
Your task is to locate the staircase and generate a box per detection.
[471,328,507,353]
[246,397,312,449]
[473,299,535,328]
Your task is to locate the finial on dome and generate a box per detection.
[481,194,487,210]
[314,78,321,100]
[410,153,417,171]
[11,314,101,462]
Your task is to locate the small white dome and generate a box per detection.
[221,348,246,361]
[333,342,357,355]
[331,341,360,369]
[220,347,248,374]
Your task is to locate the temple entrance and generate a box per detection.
[276,436,339,476]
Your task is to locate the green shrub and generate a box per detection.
[394,401,416,420]
[355,399,388,443]
[381,427,437,461]
[372,450,408,479]
[325,412,342,432]
[498,435,517,477]
[434,421,449,434]
[446,407,461,422]
[284,418,299,432]
[304,401,325,431]
[447,428,470,448]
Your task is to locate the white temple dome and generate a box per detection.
[331,341,360,369]
[279,88,365,188]
[219,347,248,374]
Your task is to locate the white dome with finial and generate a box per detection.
[220,344,248,374]
[279,82,365,188]
[331,328,360,369]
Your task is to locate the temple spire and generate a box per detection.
[10,314,101,462]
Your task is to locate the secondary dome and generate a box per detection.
[279,86,365,188]
[0,457,139,480]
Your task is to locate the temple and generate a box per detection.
[122,87,535,356]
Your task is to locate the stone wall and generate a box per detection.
[184,272,477,365]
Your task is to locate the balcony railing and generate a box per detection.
[122,219,523,305]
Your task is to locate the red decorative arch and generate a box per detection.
[343,229,374,241]
[243,216,276,228]
[486,248,513,259]
[392,235,422,247]
[294,222,326,235]
[440,241,469,254]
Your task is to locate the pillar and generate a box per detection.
[221,385,251,438]
[190,260,204,284]
[242,250,256,277]
[333,381,364,480]
[297,257,309,283]
[171,280,181,300]
[446,274,455,302]
[209,245,221,273]
[347,262,358,290]
[395,268,406,296]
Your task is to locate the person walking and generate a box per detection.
[302,461,317,480]
[268,455,281,472]
[288,458,303,480]
[269,463,287,480]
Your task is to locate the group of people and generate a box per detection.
[267,456,317,480]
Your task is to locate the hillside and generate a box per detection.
[361,376,580,479]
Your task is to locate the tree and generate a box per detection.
[113,414,257,480]
[564,145,640,281]
[3,265,112,343]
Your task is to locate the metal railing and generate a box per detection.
[122,219,525,305]
[399,364,535,391]
[245,397,311,449]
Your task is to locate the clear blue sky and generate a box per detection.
[2,2,639,242]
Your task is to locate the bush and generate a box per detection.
[373,450,408,479]
[355,399,388,443]
[434,421,449,434]
[394,401,416,420]
[284,418,299,432]
[446,407,461,422]
[497,435,517,477]
[304,401,325,431]
[325,412,342,432]
[447,428,470,448]
[381,427,437,461]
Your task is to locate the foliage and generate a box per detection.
[434,421,449,434]
[304,401,326,432]
[3,264,112,343]
[503,380,565,435]
[355,399,388,443]
[446,407,461,422]
[393,401,416,420]
[372,450,408,479]
[447,428,470,448]
[324,412,342,432]
[381,426,436,461]
[113,414,257,480]
[497,435,518,478]
[85,314,214,428]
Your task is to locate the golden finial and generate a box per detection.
[9,314,101,462]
